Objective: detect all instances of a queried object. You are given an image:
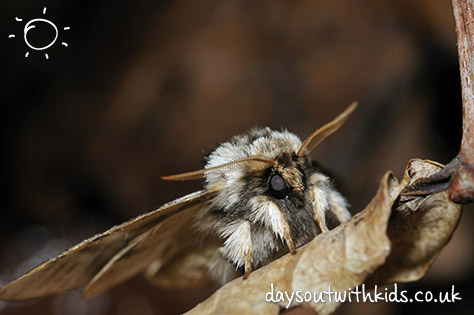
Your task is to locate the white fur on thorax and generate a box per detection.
[218,220,252,268]
[248,196,290,243]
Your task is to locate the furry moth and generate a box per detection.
[0,103,357,301]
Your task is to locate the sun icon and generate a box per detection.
[8,7,70,59]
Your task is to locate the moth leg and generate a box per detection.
[285,234,296,254]
[265,200,296,254]
[279,215,296,254]
[328,190,351,223]
[243,246,253,279]
[310,185,329,232]
[309,173,331,232]
[313,201,329,232]
[219,220,254,279]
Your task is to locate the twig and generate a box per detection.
[401,0,474,204]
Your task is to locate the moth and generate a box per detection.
[0,103,356,301]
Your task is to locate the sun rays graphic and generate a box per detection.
[8,7,70,59]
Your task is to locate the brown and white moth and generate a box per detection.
[0,103,357,301]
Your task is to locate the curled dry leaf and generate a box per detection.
[367,160,463,285]
[187,159,462,315]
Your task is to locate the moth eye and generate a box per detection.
[269,174,289,199]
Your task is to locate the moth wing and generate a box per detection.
[81,199,218,297]
[146,237,221,288]
[0,190,216,301]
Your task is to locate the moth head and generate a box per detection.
[162,102,356,216]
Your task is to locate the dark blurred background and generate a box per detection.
[1,0,473,314]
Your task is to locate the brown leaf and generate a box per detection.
[186,159,462,314]
[368,160,463,284]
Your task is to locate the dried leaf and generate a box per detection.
[368,160,463,284]
[187,159,462,314]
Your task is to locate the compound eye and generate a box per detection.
[269,174,289,199]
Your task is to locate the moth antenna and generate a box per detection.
[297,101,358,156]
[162,156,277,181]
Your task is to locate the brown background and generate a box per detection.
[0,0,473,314]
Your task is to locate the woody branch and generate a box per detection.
[402,0,474,204]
